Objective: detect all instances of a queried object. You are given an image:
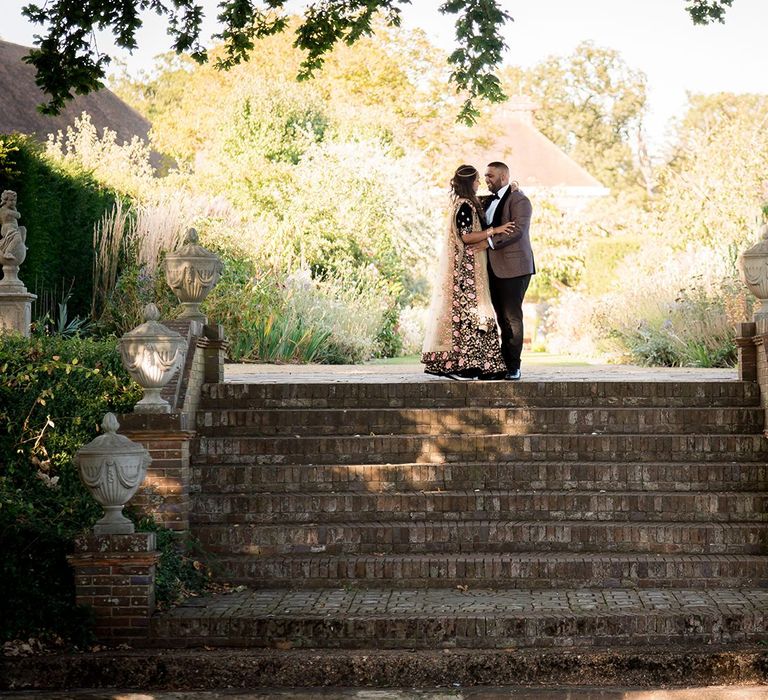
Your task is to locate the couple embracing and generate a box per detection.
[422,162,535,381]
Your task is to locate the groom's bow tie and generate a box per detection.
[490,193,500,200]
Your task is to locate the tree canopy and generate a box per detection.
[20,0,735,120]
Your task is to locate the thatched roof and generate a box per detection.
[0,39,151,145]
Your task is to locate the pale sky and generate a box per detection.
[3,0,767,154]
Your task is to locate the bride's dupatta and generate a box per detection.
[422,198,496,356]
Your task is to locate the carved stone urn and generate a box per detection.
[738,222,768,319]
[163,228,223,322]
[118,303,187,413]
[74,413,151,535]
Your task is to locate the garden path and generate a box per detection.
[223,360,737,384]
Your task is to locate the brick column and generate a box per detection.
[68,533,160,644]
[118,413,195,532]
[736,321,757,382]
[201,323,227,384]
[743,315,768,435]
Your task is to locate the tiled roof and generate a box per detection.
[472,102,607,191]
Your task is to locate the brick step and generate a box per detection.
[191,461,768,494]
[193,433,768,465]
[190,490,768,524]
[192,520,768,556]
[149,587,768,649]
[195,406,764,437]
[208,552,768,589]
[200,381,760,409]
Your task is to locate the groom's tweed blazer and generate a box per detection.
[486,186,535,279]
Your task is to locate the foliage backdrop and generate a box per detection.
[0,135,120,319]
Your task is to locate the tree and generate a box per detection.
[20,0,735,121]
[21,0,509,123]
[656,92,768,249]
[112,21,468,176]
[685,0,734,24]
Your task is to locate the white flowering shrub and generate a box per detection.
[45,113,155,196]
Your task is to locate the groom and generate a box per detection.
[470,161,535,381]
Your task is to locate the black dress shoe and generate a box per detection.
[504,369,522,381]
[446,372,479,381]
[480,370,507,381]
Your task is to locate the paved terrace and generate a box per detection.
[223,358,738,384]
[161,587,768,623]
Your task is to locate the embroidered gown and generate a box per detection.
[421,201,506,377]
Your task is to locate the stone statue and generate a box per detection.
[0,190,28,274]
[0,189,35,336]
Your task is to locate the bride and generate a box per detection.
[421,164,510,380]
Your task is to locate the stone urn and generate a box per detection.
[738,222,768,318]
[74,413,151,535]
[163,228,223,322]
[118,303,187,413]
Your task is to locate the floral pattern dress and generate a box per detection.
[422,202,507,377]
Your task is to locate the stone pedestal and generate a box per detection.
[67,532,160,644]
[0,286,36,337]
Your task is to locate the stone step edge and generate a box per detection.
[191,459,768,474]
[193,459,765,467]
[6,647,768,690]
[193,519,768,529]
[192,488,768,497]
[203,380,757,392]
[194,432,768,442]
[207,551,768,583]
[197,406,764,415]
[206,552,768,563]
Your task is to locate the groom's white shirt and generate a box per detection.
[485,183,510,250]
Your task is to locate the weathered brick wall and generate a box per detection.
[68,533,160,643]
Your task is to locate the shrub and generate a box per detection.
[203,258,392,364]
[44,113,155,198]
[580,233,642,296]
[546,243,743,367]
[396,305,427,356]
[0,335,141,642]
[133,517,211,609]
[94,262,181,337]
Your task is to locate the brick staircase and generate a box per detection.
[151,379,768,649]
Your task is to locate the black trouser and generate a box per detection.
[488,268,531,372]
